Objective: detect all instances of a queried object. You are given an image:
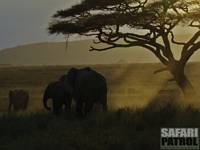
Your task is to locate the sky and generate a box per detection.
[0,0,81,50]
[0,0,196,50]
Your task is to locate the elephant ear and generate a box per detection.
[9,90,12,95]
[67,68,78,87]
[60,68,78,94]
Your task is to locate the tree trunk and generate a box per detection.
[174,71,194,96]
[169,62,195,98]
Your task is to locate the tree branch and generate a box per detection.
[181,30,200,57]
[189,20,200,29]
[181,41,200,65]
[168,78,175,82]
[95,28,169,65]
[140,45,169,65]
[170,31,186,45]
[153,68,168,74]
[89,46,116,51]
[161,33,175,61]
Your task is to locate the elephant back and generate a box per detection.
[79,68,106,87]
[76,68,107,97]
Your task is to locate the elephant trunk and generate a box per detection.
[43,93,51,111]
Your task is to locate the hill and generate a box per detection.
[0,35,200,65]
[0,40,158,66]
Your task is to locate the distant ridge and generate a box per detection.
[0,38,199,66]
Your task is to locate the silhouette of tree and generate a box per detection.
[48,0,200,97]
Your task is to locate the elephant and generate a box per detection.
[60,67,107,116]
[8,89,29,112]
[43,80,72,115]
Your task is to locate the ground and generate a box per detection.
[0,63,200,150]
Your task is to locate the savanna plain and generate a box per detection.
[0,63,200,150]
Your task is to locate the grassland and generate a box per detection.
[0,63,200,150]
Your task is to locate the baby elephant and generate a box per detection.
[43,81,72,115]
[8,89,29,112]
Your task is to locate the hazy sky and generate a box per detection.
[0,0,195,50]
[0,0,81,49]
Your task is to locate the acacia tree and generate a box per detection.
[48,0,200,97]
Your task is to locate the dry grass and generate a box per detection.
[0,62,200,114]
[0,63,200,150]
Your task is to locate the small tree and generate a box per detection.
[48,0,200,97]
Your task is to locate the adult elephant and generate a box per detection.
[8,89,29,112]
[43,80,72,115]
[60,67,107,116]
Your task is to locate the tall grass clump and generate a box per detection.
[0,97,199,150]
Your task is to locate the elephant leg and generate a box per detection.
[101,95,107,112]
[8,101,12,113]
[53,98,62,115]
[76,100,83,116]
[64,98,72,112]
[84,101,94,116]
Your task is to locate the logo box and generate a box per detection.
[160,128,199,150]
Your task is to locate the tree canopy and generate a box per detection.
[49,0,200,96]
